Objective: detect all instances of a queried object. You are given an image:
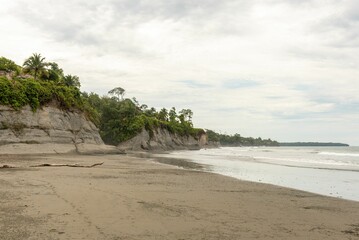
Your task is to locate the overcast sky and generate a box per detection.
[1,0,358,145]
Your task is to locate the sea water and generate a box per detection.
[155,147,359,201]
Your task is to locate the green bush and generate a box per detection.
[0,78,27,109]
[10,81,27,109]
[0,77,93,116]
[0,78,12,105]
[53,85,83,109]
[0,57,20,74]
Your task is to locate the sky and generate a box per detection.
[0,0,358,145]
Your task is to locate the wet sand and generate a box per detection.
[0,154,359,240]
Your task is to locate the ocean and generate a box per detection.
[154,146,359,201]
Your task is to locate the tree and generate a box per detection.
[23,53,47,80]
[144,107,157,117]
[45,62,64,82]
[108,87,125,101]
[140,104,148,111]
[63,75,81,88]
[158,108,168,121]
[169,107,177,123]
[132,97,140,107]
[179,109,193,124]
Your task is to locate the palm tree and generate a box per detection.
[158,108,169,121]
[63,75,81,88]
[23,53,47,80]
[46,62,64,82]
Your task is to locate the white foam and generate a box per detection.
[318,151,359,157]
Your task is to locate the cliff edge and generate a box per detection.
[118,127,210,151]
[0,105,120,154]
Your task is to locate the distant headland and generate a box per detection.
[279,142,349,147]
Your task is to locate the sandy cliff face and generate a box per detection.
[118,128,209,151]
[0,105,119,154]
[0,105,103,145]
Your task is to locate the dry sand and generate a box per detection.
[0,153,358,240]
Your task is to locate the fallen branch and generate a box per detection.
[30,162,104,168]
[0,164,15,169]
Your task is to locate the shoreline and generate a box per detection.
[1,153,359,239]
[142,153,359,203]
[159,148,359,201]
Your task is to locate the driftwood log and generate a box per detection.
[0,164,15,169]
[30,162,104,168]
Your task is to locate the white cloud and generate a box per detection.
[0,0,358,144]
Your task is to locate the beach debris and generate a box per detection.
[30,162,104,168]
[342,224,359,237]
[0,164,15,169]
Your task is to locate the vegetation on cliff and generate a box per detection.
[0,57,20,74]
[0,54,204,145]
[206,130,279,146]
[0,55,87,113]
[83,92,204,145]
[0,77,86,110]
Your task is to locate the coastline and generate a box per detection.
[159,147,359,201]
[1,153,359,239]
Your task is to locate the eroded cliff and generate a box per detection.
[118,127,209,151]
[0,105,119,154]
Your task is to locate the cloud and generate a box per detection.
[306,0,359,48]
[222,79,259,89]
[13,0,254,55]
[179,80,212,88]
[1,0,358,144]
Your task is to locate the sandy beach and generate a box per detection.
[1,153,359,240]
